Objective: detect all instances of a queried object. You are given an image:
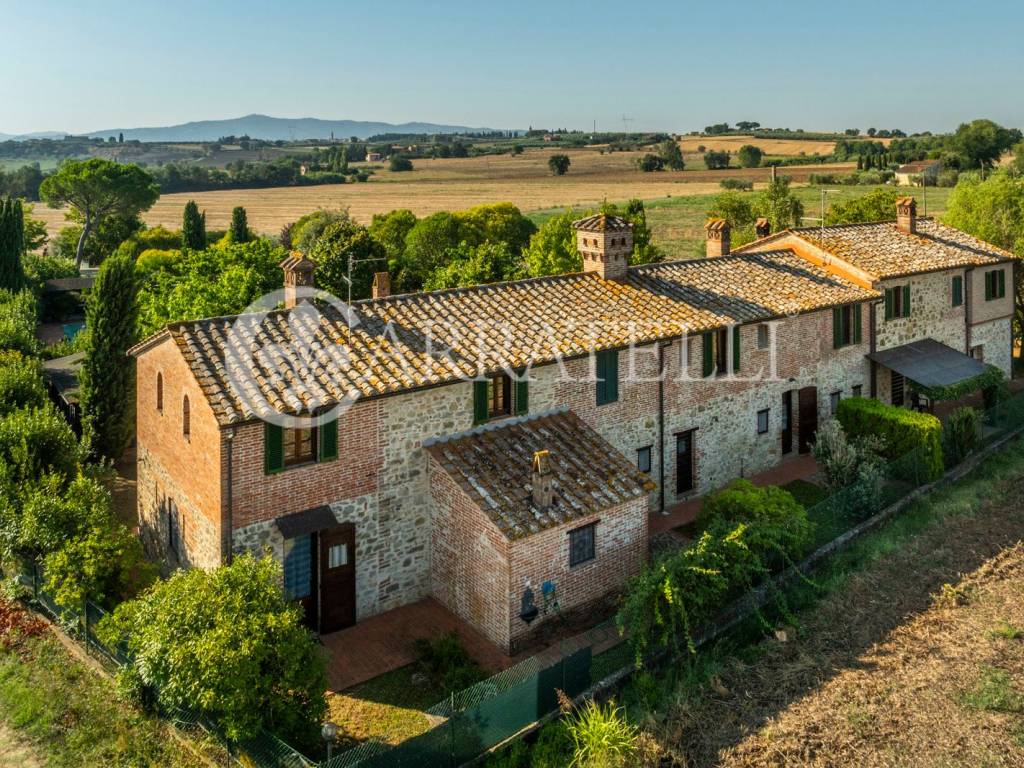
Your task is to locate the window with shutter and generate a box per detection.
[884,288,894,320]
[264,422,284,474]
[596,350,619,405]
[902,284,911,315]
[832,307,843,349]
[853,303,862,344]
[702,332,714,378]
[997,269,1006,299]
[515,371,529,415]
[952,276,963,307]
[319,418,338,461]
[732,326,741,373]
[473,380,489,424]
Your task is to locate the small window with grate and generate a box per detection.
[569,523,596,567]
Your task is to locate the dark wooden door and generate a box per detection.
[781,390,794,455]
[318,523,356,633]
[676,430,695,494]
[797,387,818,454]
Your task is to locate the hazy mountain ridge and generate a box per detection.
[85,114,496,142]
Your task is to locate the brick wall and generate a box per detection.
[970,265,1013,325]
[507,498,648,653]
[135,338,223,569]
[428,455,511,650]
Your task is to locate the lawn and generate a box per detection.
[636,436,1024,767]
[326,664,439,749]
[0,599,225,767]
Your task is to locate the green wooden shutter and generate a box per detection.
[732,326,741,372]
[902,285,911,316]
[319,418,338,461]
[853,303,862,344]
[884,288,893,320]
[952,276,963,307]
[264,422,284,474]
[702,332,714,377]
[998,269,1006,298]
[606,350,619,402]
[984,272,992,300]
[473,380,489,424]
[515,370,529,415]
[832,307,842,348]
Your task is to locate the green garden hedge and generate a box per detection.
[836,397,944,482]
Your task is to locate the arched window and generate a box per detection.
[182,395,191,438]
[156,372,163,412]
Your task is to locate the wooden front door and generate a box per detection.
[676,430,695,494]
[318,523,356,633]
[781,390,794,455]
[797,386,818,454]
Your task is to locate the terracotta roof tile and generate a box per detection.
[571,214,632,232]
[785,218,1017,279]
[424,408,650,539]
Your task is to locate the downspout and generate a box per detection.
[223,427,235,564]
[868,300,878,398]
[964,268,974,354]
[658,342,668,513]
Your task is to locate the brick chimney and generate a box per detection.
[896,196,917,234]
[705,218,731,257]
[279,252,317,309]
[372,271,391,299]
[571,214,633,281]
[755,217,771,239]
[531,450,554,509]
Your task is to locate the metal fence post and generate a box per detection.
[83,601,90,654]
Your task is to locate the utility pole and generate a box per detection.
[621,115,634,133]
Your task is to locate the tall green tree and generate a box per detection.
[80,251,139,460]
[39,159,159,270]
[181,200,207,250]
[826,188,900,225]
[658,140,685,171]
[951,119,1022,170]
[309,219,387,300]
[229,205,251,243]
[737,144,764,168]
[0,198,26,291]
[548,154,571,175]
[754,177,805,231]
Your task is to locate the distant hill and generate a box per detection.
[0,130,66,141]
[81,114,498,142]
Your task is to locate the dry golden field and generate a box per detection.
[30,146,854,237]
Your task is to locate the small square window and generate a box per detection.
[637,446,652,474]
[327,543,348,569]
[569,524,595,567]
[852,384,863,398]
[756,324,769,349]
[830,391,842,414]
[756,409,770,434]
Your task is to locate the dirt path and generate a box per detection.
[658,448,1024,767]
[0,722,41,768]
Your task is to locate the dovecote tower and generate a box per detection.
[571,213,633,281]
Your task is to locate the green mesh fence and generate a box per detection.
[11,391,1024,768]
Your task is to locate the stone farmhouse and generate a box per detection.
[129,197,1017,654]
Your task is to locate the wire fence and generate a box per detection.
[15,390,1024,768]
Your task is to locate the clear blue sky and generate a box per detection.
[6,0,1023,135]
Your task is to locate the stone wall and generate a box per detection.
[970,264,1014,325]
[970,318,1014,377]
[876,269,966,352]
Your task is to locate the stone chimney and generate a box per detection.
[279,252,317,309]
[705,218,731,257]
[571,214,633,281]
[372,271,391,299]
[755,217,771,239]
[531,450,554,509]
[896,196,917,234]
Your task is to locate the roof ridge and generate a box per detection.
[354,270,595,306]
[424,405,571,447]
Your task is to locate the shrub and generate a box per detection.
[737,144,763,168]
[0,405,79,486]
[943,407,981,465]
[388,155,414,172]
[0,351,46,416]
[412,631,485,695]
[637,154,664,172]
[835,397,943,481]
[704,150,730,170]
[811,419,884,490]
[564,699,637,768]
[548,154,571,176]
[0,288,38,355]
[619,480,810,659]
[720,178,753,191]
[97,554,328,746]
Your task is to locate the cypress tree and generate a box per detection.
[229,206,251,243]
[80,250,138,460]
[0,198,25,291]
[181,200,206,250]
